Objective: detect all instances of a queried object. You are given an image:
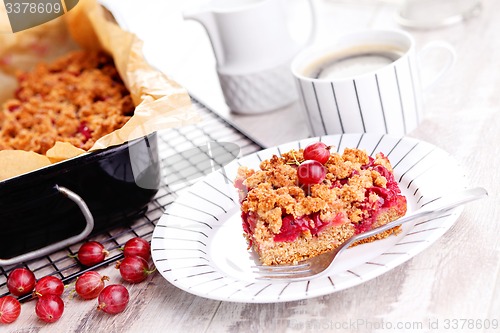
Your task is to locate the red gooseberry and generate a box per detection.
[0,296,21,324]
[33,276,64,298]
[75,271,109,300]
[97,284,129,314]
[303,142,331,165]
[7,267,36,297]
[122,237,151,260]
[116,256,155,284]
[77,241,109,266]
[35,294,64,323]
[297,160,327,185]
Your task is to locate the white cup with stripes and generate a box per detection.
[291,29,455,136]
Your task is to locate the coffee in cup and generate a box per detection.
[301,44,406,80]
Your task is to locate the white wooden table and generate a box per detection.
[7,0,499,332]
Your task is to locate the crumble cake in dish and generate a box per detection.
[0,50,134,155]
[235,142,407,265]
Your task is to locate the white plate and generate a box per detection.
[151,133,468,303]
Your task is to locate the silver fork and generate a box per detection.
[253,187,488,281]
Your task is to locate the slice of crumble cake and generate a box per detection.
[234,142,407,265]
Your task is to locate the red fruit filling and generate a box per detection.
[77,122,92,142]
[273,212,346,242]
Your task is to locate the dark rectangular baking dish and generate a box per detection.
[0,133,160,266]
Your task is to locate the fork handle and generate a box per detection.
[343,187,488,248]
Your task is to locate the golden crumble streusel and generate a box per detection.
[0,50,134,155]
[235,145,407,265]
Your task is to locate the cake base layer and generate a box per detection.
[253,207,403,266]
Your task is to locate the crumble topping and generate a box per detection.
[0,50,134,155]
[235,145,407,265]
[237,148,392,233]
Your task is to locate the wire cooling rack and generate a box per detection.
[0,98,263,301]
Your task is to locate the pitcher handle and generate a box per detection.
[183,9,226,65]
[303,0,317,46]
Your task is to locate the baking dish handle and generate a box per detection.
[0,185,94,267]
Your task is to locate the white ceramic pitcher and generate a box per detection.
[184,0,316,114]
